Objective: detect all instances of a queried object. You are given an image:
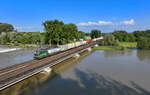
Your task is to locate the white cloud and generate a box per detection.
[77,21,113,26]
[77,22,98,26]
[98,21,113,25]
[120,19,135,25]
[78,19,136,26]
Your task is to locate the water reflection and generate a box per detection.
[47,69,150,95]
[1,50,150,95]
[103,50,133,58]
[103,49,150,64]
[0,51,91,95]
[137,50,150,63]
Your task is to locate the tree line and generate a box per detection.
[100,30,150,49]
[0,20,149,49]
[0,31,41,45]
[0,20,101,46]
[112,30,150,49]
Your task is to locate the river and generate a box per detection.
[0,49,150,95]
[0,48,35,69]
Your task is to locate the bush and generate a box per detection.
[137,37,150,49]
[103,34,119,46]
[91,29,101,39]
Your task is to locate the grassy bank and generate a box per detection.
[119,42,137,48]
[93,42,137,50]
[93,46,123,50]
[3,43,40,48]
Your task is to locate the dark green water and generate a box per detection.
[1,50,150,95]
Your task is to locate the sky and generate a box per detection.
[0,0,150,33]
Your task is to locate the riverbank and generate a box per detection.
[0,47,21,53]
[1,43,40,48]
[93,46,123,50]
[119,42,137,48]
[93,42,137,50]
[0,44,38,53]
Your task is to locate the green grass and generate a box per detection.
[118,42,137,48]
[93,42,137,50]
[93,46,122,50]
[23,44,40,47]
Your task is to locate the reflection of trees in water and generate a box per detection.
[53,51,91,74]
[1,50,150,95]
[37,69,150,95]
[104,50,133,58]
[137,50,150,62]
[0,51,91,95]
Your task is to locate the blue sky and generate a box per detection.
[0,0,150,33]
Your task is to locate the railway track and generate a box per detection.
[0,41,98,90]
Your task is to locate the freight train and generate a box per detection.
[34,37,103,59]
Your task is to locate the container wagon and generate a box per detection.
[34,40,88,59]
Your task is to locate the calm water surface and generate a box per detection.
[0,48,35,69]
[0,50,150,95]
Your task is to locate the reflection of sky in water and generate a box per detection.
[0,48,35,69]
[1,50,150,95]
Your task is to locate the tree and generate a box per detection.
[78,31,86,39]
[134,30,150,41]
[62,23,79,43]
[0,32,7,44]
[31,32,41,44]
[137,37,150,49]
[103,34,118,46]
[43,19,64,45]
[0,23,14,34]
[128,33,136,42]
[43,19,80,45]
[16,32,25,44]
[91,29,101,39]
[7,32,18,43]
[112,30,128,42]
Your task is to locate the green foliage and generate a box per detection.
[0,23,14,34]
[131,30,150,49]
[128,33,136,42]
[120,46,126,50]
[43,19,81,45]
[137,37,150,49]
[112,30,129,42]
[62,23,78,43]
[0,20,87,46]
[8,32,18,43]
[134,30,150,41]
[91,29,101,39]
[78,31,86,39]
[119,42,137,48]
[43,19,64,45]
[0,32,7,44]
[0,31,41,46]
[112,30,150,49]
[112,30,139,42]
[103,34,118,46]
